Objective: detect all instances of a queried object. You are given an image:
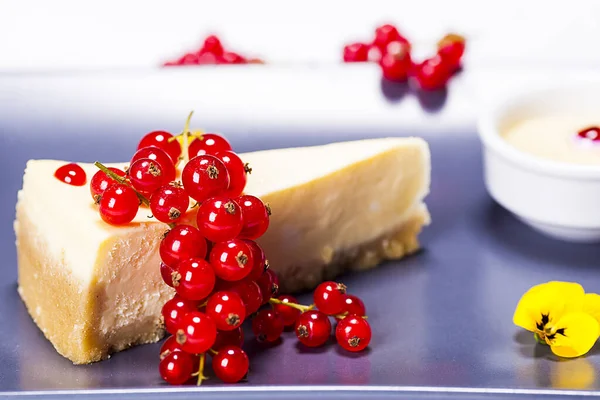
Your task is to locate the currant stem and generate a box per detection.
[196,353,208,386]
[168,130,204,143]
[182,111,193,165]
[94,161,127,184]
[332,311,369,320]
[94,161,150,206]
[208,348,218,356]
[269,298,315,312]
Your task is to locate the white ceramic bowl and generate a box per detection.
[478,85,600,243]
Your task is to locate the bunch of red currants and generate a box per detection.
[89,115,370,386]
[271,282,371,352]
[163,35,262,67]
[343,24,465,90]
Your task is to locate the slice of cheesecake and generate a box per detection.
[14,137,431,364]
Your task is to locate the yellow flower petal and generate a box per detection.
[513,281,585,332]
[551,345,583,358]
[583,293,600,324]
[549,312,600,358]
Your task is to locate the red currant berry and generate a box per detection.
[206,291,246,331]
[252,309,284,342]
[335,314,371,352]
[131,147,176,183]
[243,240,266,281]
[159,351,195,385]
[160,335,199,364]
[54,163,87,186]
[188,133,232,158]
[178,53,200,65]
[176,311,217,354]
[160,335,181,359]
[213,327,244,351]
[577,126,600,141]
[210,239,254,281]
[128,158,167,196]
[150,184,189,224]
[437,33,465,70]
[216,151,248,197]
[340,294,366,317]
[256,269,279,304]
[160,262,177,287]
[212,346,249,383]
[273,295,301,327]
[220,52,246,64]
[379,41,412,82]
[162,295,200,334]
[201,35,224,56]
[137,130,182,164]
[373,24,409,50]
[237,195,270,239]
[196,197,243,242]
[228,279,263,315]
[343,43,369,62]
[160,225,207,268]
[197,51,219,65]
[367,45,382,63]
[412,56,452,91]
[182,155,230,203]
[98,183,139,225]
[295,310,331,347]
[90,167,126,202]
[313,281,347,315]
[174,258,216,301]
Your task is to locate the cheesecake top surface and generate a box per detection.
[16,137,429,282]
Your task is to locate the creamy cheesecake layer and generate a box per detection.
[244,138,431,291]
[15,204,172,363]
[15,137,431,363]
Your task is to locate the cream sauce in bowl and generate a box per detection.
[502,115,600,166]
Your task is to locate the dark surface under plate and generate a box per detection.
[1,76,600,399]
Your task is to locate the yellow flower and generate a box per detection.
[583,293,600,323]
[513,281,600,358]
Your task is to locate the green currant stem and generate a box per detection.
[94,161,150,206]
[181,111,193,165]
[94,161,127,185]
[168,129,204,143]
[195,353,208,386]
[208,348,218,356]
[332,311,368,320]
[269,298,314,312]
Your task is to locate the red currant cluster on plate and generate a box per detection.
[343,24,465,90]
[89,115,370,385]
[271,281,371,352]
[163,35,262,67]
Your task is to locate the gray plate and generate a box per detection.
[1,74,600,400]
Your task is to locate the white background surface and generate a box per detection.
[3,66,600,139]
[2,0,600,71]
[2,0,600,136]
